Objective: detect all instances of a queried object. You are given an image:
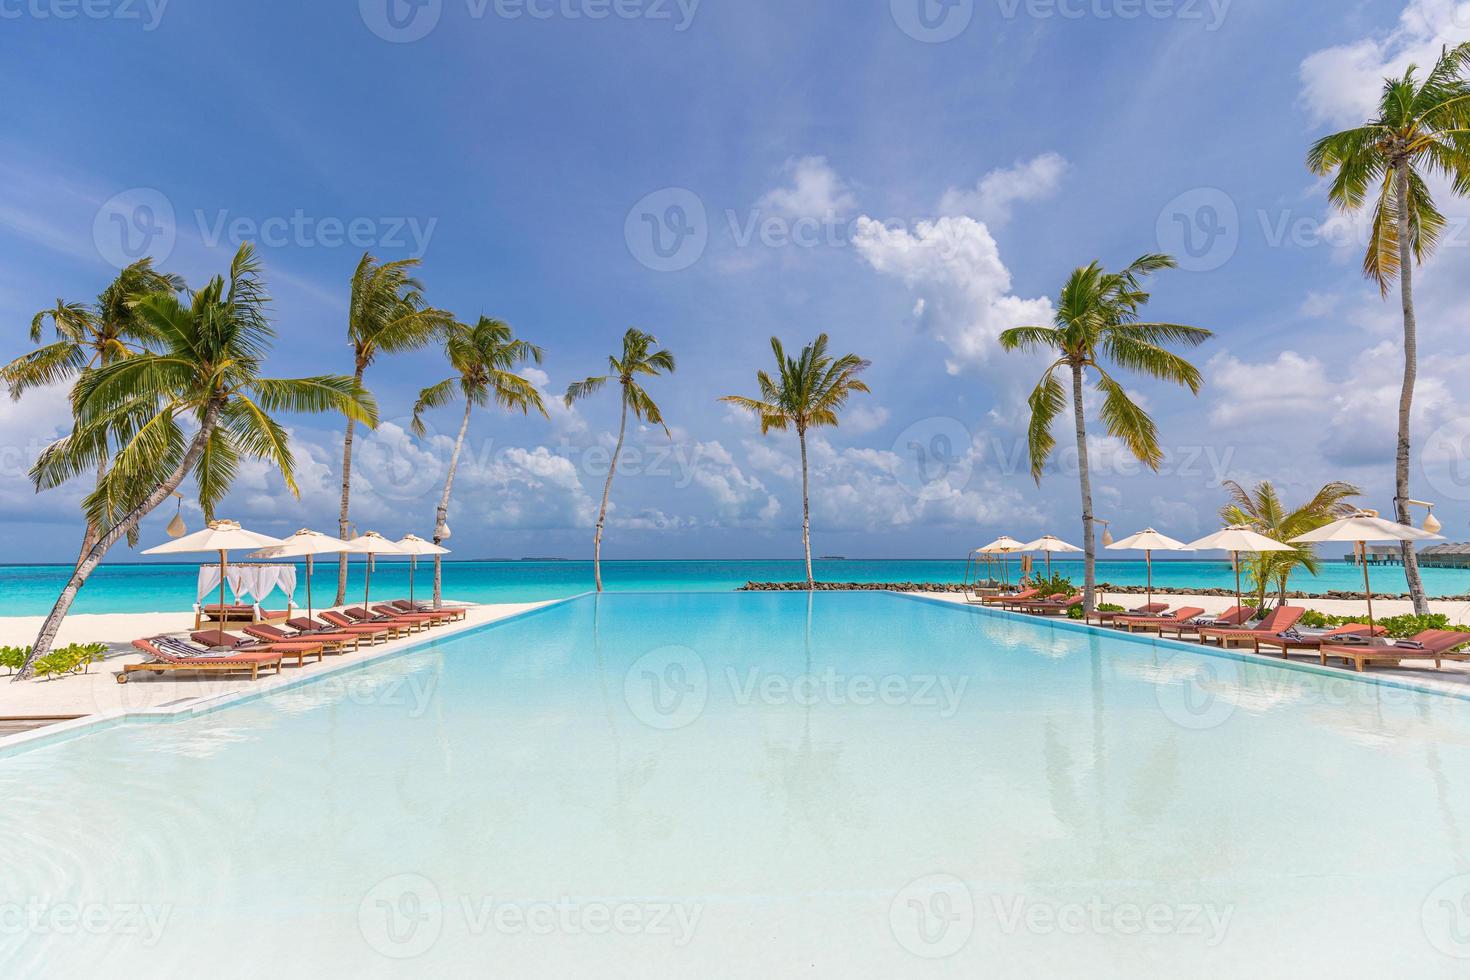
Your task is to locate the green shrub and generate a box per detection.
[1297,610,1468,639]
[26,642,108,680]
[0,645,31,674]
[1070,602,1124,621]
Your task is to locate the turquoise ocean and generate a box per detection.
[2,558,1467,615]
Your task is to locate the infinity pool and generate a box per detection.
[2,592,1469,977]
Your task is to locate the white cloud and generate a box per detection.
[1300,0,1470,127]
[686,440,781,525]
[938,153,1069,227]
[840,403,891,436]
[757,156,857,220]
[1206,350,1333,426]
[852,215,1054,374]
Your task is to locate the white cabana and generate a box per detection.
[979,535,1029,588]
[143,520,284,626]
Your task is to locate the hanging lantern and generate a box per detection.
[435,521,452,541]
[166,494,187,538]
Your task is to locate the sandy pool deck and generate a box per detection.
[0,601,551,725]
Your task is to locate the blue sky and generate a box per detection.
[3,0,1469,563]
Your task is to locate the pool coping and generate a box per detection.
[2,588,1464,759]
[0,595,588,759]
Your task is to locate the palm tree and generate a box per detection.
[563,328,676,592]
[334,253,453,605]
[1306,42,1470,616]
[721,334,871,589]
[1220,480,1361,609]
[2,259,184,563]
[14,244,377,680]
[412,316,548,607]
[1000,255,1211,612]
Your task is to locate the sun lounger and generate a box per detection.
[392,600,468,621]
[1156,605,1257,640]
[982,588,1040,608]
[1253,622,1386,657]
[1196,606,1306,648]
[371,604,452,627]
[1320,629,1470,672]
[1115,607,1207,633]
[191,630,325,668]
[344,607,429,633]
[194,603,257,628]
[320,611,411,639]
[1016,594,1083,616]
[245,624,360,655]
[122,637,283,683]
[291,615,394,645]
[1085,603,1168,626]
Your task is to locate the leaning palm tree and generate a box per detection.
[14,244,377,681]
[721,334,871,589]
[412,316,548,607]
[2,259,184,563]
[563,328,676,592]
[1000,255,1211,612]
[334,252,453,605]
[1306,42,1470,616]
[1219,479,1361,609]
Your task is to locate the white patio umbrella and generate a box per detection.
[1107,528,1193,607]
[248,529,360,622]
[1186,524,1296,614]
[345,531,406,614]
[980,536,1028,588]
[142,520,283,625]
[1291,511,1444,631]
[395,534,451,609]
[1020,535,1083,580]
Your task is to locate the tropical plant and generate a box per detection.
[1219,479,1361,608]
[334,253,454,605]
[721,334,871,589]
[1298,609,1469,638]
[1306,41,1470,616]
[2,259,184,563]
[412,316,548,607]
[0,645,31,674]
[563,328,676,592]
[1000,254,1212,612]
[14,244,377,681]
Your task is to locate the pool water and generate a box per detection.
[2,592,1469,978]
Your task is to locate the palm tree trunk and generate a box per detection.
[1393,162,1430,615]
[432,395,473,609]
[799,425,813,589]
[593,397,629,593]
[1070,363,1097,613]
[73,458,106,570]
[15,401,224,681]
[335,361,366,606]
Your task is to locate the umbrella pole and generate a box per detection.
[410,555,417,608]
[219,548,227,631]
[1360,540,1375,632]
[306,555,314,622]
[1146,549,1153,608]
[1234,551,1242,615]
[364,554,372,612]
